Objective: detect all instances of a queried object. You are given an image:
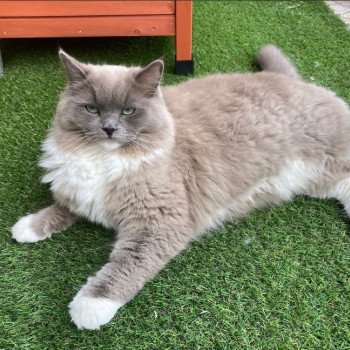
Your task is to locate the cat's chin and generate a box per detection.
[99,140,122,151]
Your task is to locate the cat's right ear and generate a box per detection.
[59,49,87,84]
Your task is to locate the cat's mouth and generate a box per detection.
[99,133,136,151]
[85,131,139,151]
[92,133,124,143]
[100,139,122,150]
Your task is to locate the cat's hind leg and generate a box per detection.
[11,203,77,243]
[305,161,350,217]
[324,176,350,217]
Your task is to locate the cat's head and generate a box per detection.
[53,50,174,154]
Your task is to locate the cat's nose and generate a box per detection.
[102,127,116,137]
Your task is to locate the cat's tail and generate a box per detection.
[256,45,300,79]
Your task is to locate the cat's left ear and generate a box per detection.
[134,59,164,97]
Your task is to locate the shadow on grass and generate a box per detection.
[0,36,175,73]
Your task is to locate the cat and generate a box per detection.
[11,45,350,330]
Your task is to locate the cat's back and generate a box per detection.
[162,71,342,120]
[162,71,350,148]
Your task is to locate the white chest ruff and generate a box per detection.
[40,138,164,227]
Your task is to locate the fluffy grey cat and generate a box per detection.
[11,45,350,330]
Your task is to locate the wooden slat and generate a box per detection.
[0,1,175,17]
[0,15,175,38]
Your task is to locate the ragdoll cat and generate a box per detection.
[11,45,350,330]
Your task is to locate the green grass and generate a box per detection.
[1,1,350,349]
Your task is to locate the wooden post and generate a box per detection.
[175,0,193,74]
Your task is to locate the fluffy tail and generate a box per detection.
[256,44,300,79]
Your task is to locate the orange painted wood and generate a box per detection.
[0,0,192,73]
[0,1,175,17]
[175,0,192,61]
[0,15,175,38]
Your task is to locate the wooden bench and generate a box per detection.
[0,0,193,75]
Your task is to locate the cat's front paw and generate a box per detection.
[69,289,123,330]
[11,214,45,243]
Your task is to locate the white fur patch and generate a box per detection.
[11,214,44,243]
[206,207,230,230]
[39,138,165,227]
[69,289,123,330]
[243,159,324,203]
[205,159,324,230]
[100,140,122,151]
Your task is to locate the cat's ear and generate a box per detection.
[59,49,87,84]
[134,59,164,97]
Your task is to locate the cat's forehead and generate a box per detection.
[86,64,140,104]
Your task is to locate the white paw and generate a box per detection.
[69,289,123,330]
[11,214,44,243]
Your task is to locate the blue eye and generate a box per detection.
[85,105,99,114]
[121,107,135,116]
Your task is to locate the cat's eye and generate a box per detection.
[121,107,135,116]
[85,105,99,114]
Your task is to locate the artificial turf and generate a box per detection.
[1,1,350,349]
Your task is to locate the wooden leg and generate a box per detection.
[0,48,3,77]
[175,0,194,75]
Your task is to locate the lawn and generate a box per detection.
[1,1,350,349]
